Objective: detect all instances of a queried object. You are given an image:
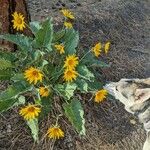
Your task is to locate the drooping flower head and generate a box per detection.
[64,21,73,29]
[104,41,111,54]
[24,67,44,85]
[94,89,108,103]
[64,54,79,70]
[39,86,50,97]
[19,104,41,120]
[61,9,75,19]
[54,44,65,54]
[63,69,78,82]
[92,42,102,57]
[47,126,64,139]
[12,12,26,31]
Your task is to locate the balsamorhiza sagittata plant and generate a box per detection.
[0,9,111,142]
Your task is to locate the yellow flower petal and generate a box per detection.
[12,12,26,31]
[104,41,111,54]
[54,44,65,54]
[24,67,44,85]
[47,126,64,139]
[61,9,75,19]
[19,104,41,120]
[64,54,79,70]
[64,22,73,29]
[39,87,50,97]
[92,42,102,57]
[94,89,108,103]
[63,69,78,82]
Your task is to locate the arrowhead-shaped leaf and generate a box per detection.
[81,52,110,68]
[63,29,79,54]
[55,83,77,100]
[0,34,32,52]
[0,58,12,70]
[0,70,13,80]
[63,99,85,135]
[75,78,88,92]
[77,65,95,82]
[34,18,53,51]
[27,119,39,142]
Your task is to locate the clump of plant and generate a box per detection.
[0,9,110,141]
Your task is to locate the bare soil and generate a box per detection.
[0,0,150,150]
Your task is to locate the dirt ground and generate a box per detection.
[0,0,150,150]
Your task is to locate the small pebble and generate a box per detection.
[130,119,136,125]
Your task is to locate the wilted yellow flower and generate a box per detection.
[63,69,78,82]
[24,67,44,85]
[92,42,102,57]
[61,9,75,19]
[94,89,108,103]
[12,12,25,31]
[64,54,79,70]
[47,126,64,139]
[64,21,73,29]
[104,41,111,54]
[54,44,65,54]
[39,87,49,97]
[19,104,41,120]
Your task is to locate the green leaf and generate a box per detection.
[0,58,12,70]
[75,78,88,92]
[82,53,110,68]
[11,73,24,82]
[55,83,77,100]
[0,70,13,80]
[15,95,26,106]
[40,97,52,119]
[35,18,53,51]
[0,34,32,52]
[27,119,39,142]
[63,99,85,135]
[0,51,16,61]
[63,29,79,54]
[88,80,103,91]
[52,29,65,43]
[77,65,95,82]
[0,81,31,101]
[30,21,41,35]
[0,98,16,112]
[0,81,31,112]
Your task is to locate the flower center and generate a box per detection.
[17,18,22,24]
[28,106,35,112]
[32,71,39,77]
[68,60,73,66]
[66,71,72,76]
[44,88,48,92]
[97,92,102,97]
[53,128,59,134]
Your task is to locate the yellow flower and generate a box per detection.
[92,42,102,57]
[24,67,44,85]
[47,126,64,139]
[64,54,79,70]
[39,87,49,97]
[12,12,25,31]
[94,89,108,103]
[54,44,65,54]
[19,104,41,120]
[104,41,111,54]
[61,9,75,19]
[63,69,78,82]
[64,21,73,29]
